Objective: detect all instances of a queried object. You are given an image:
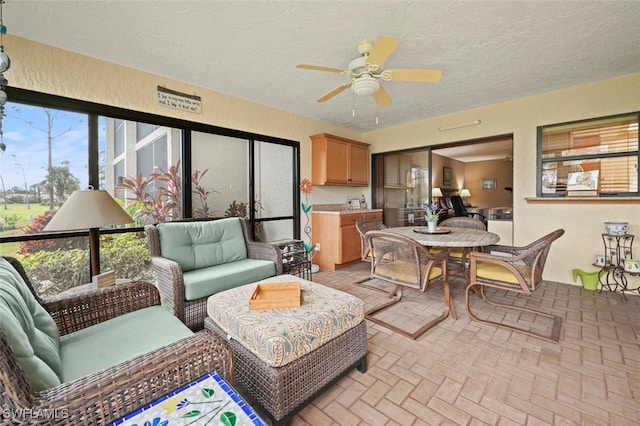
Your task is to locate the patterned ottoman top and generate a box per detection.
[207,275,365,368]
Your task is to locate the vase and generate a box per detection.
[427,221,437,232]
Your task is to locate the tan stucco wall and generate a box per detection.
[364,73,640,284]
[6,35,640,284]
[464,160,514,208]
[5,35,362,195]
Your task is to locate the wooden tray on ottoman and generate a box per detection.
[249,282,301,310]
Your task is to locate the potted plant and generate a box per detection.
[424,203,443,232]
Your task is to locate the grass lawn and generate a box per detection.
[0,203,50,256]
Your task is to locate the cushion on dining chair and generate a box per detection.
[476,263,523,284]
[430,247,463,258]
[375,261,442,287]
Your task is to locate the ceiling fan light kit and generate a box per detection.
[296,35,443,107]
[352,75,380,96]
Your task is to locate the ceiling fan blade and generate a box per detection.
[387,68,444,82]
[366,36,399,69]
[316,82,352,103]
[372,84,392,107]
[297,64,346,73]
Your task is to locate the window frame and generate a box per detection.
[536,112,640,198]
[4,86,301,241]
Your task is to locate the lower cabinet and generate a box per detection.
[312,210,383,271]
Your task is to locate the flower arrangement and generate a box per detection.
[424,203,444,223]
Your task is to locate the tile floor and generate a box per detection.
[282,261,640,425]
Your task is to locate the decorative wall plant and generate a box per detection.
[300,178,316,253]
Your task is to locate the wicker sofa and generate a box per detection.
[0,256,234,425]
[145,217,282,330]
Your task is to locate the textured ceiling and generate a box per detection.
[6,1,640,134]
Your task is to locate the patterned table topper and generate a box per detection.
[109,371,266,426]
[207,275,365,368]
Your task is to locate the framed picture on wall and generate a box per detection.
[443,167,452,186]
[566,170,600,197]
[482,178,497,189]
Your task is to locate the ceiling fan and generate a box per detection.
[296,35,443,107]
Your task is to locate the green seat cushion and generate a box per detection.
[0,258,62,391]
[157,218,247,272]
[183,259,276,301]
[59,306,192,382]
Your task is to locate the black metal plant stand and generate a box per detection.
[272,239,312,281]
[598,233,640,298]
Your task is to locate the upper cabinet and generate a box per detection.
[384,154,413,188]
[311,133,370,186]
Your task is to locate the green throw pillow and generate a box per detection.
[0,258,62,390]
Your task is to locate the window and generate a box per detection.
[1,88,300,297]
[538,113,639,197]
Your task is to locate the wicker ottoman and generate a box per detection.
[205,274,368,425]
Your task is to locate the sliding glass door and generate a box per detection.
[191,132,299,241]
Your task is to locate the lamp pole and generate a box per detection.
[0,173,6,210]
[14,161,29,209]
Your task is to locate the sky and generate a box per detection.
[0,102,106,191]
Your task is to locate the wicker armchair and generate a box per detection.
[0,256,234,425]
[465,229,565,342]
[146,218,282,330]
[359,231,457,339]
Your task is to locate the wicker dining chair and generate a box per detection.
[0,256,235,425]
[355,218,387,261]
[431,216,487,280]
[359,230,457,339]
[465,229,565,342]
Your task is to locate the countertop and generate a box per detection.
[312,208,383,215]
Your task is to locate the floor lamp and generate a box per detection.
[44,189,134,276]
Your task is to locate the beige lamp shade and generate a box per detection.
[44,189,133,231]
[44,189,133,275]
[431,187,443,198]
[460,188,471,197]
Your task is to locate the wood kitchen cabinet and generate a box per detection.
[383,154,413,188]
[311,133,370,186]
[312,210,383,270]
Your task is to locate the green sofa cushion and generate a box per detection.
[59,306,192,382]
[157,218,247,272]
[183,259,276,301]
[0,258,62,391]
